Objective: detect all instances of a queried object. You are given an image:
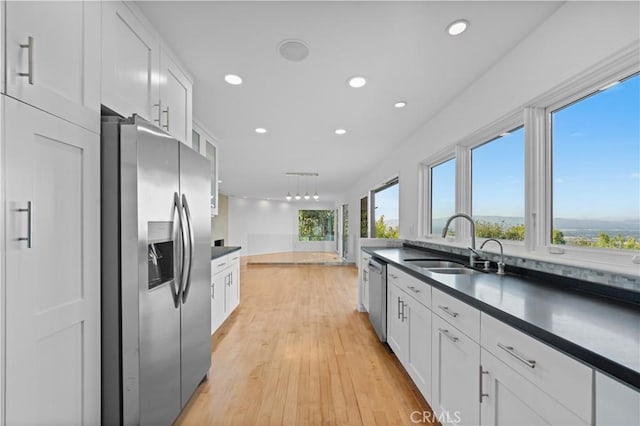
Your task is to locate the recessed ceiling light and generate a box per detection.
[500,132,510,137]
[348,76,367,88]
[599,80,620,91]
[218,180,223,184]
[224,74,243,85]
[335,129,347,135]
[255,127,267,134]
[394,101,407,108]
[278,39,310,62]
[447,19,469,36]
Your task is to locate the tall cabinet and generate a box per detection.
[193,121,219,216]
[1,2,101,424]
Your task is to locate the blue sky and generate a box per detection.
[375,183,399,223]
[432,73,639,223]
[553,73,639,220]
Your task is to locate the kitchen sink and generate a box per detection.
[404,259,464,268]
[427,267,480,275]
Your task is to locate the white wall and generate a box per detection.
[228,196,338,256]
[337,1,640,263]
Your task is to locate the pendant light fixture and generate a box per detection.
[285,172,319,201]
[313,175,319,200]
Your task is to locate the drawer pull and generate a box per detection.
[438,305,459,318]
[498,343,536,368]
[438,328,459,343]
[389,273,398,279]
[217,262,226,267]
[407,285,420,294]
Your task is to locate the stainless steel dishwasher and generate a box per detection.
[368,258,387,342]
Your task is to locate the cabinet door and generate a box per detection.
[3,96,100,424]
[596,372,640,426]
[211,271,226,334]
[406,297,432,402]
[205,139,219,216]
[225,256,240,314]
[102,1,159,123]
[160,50,192,145]
[387,283,408,362]
[431,314,480,426]
[5,1,100,132]
[481,349,587,425]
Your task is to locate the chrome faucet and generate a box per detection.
[441,213,482,267]
[480,238,506,275]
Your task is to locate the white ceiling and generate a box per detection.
[136,1,562,201]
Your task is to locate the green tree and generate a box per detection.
[475,220,505,239]
[504,224,525,241]
[552,229,566,245]
[375,215,399,239]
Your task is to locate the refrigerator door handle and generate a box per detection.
[173,192,185,308]
[181,193,195,303]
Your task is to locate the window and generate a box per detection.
[472,127,525,241]
[298,210,335,241]
[372,178,399,238]
[430,158,456,235]
[550,73,640,250]
[360,196,368,238]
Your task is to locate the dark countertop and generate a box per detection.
[210,246,241,260]
[364,246,640,390]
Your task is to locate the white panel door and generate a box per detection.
[160,50,192,145]
[431,314,480,426]
[211,270,226,333]
[102,1,159,123]
[406,297,432,402]
[596,372,640,426]
[3,96,100,424]
[5,0,100,132]
[481,349,588,425]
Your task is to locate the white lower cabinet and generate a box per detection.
[596,372,640,426]
[211,253,240,334]
[387,281,409,357]
[359,250,371,311]
[480,348,587,425]
[3,95,100,424]
[431,313,480,426]
[405,296,432,402]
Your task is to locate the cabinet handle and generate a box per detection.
[438,305,459,318]
[211,284,214,299]
[16,201,33,248]
[18,36,34,84]
[217,262,226,267]
[389,273,398,279]
[401,301,407,322]
[162,106,170,131]
[497,343,536,368]
[479,366,489,403]
[407,285,420,294]
[438,328,459,343]
[397,296,402,320]
[154,102,162,124]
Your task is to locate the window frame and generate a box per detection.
[369,176,400,239]
[417,46,639,272]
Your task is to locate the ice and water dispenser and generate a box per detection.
[147,222,174,289]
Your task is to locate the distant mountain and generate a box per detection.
[431,216,640,239]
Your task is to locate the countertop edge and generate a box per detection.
[363,247,640,391]
[210,246,242,260]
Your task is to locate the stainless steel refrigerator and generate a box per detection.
[101,115,211,425]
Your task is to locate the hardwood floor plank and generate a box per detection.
[174,262,433,426]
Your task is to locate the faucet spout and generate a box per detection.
[442,213,478,267]
[480,238,506,275]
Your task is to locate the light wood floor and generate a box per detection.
[175,262,435,426]
[245,251,347,265]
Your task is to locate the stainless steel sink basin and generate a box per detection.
[427,267,480,275]
[404,259,464,268]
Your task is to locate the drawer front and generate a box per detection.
[481,313,592,421]
[211,254,229,276]
[388,265,431,308]
[432,287,480,342]
[229,252,240,264]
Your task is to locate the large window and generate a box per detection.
[472,127,525,241]
[430,158,456,235]
[298,210,335,241]
[372,178,399,238]
[551,73,640,250]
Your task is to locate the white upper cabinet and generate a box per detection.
[193,121,219,216]
[5,0,100,132]
[160,50,192,145]
[101,1,160,123]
